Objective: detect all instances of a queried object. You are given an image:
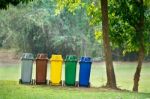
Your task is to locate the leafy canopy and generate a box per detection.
[0,0,33,9]
[55,0,150,55]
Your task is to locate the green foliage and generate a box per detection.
[0,0,102,57]
[1,0,150,58]
[86,2,101,26]
[55,0,101,25]
[108,0,150,55]
[55,0,84,15]
[0,0,33,9]
[144,8,150,54]
[108,1,138,52]
[54,0,104,57]
[112,1,140,27]
[94,29,102,44]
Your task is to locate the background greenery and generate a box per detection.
[0,0,150,61]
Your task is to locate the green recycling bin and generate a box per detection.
[20,53,34,84]
[65,55,77,86]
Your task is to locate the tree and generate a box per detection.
[108,0,150,92]
[0,0,99,58]
[132,0,144,92]
[0,0,33,9]
[89,0,150,90]
[100,0,117,88]
[55,0,117,89]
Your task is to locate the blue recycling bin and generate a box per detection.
[79,57,92,87]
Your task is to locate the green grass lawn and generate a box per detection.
[0,62,150,99]
[0,81,150,99]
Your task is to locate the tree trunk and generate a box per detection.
[133,0,144,92]
[133,45,144,92]
[101,0,117,88]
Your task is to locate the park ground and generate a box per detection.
[0,50,150,99]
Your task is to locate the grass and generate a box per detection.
[0,62,150,99]
[0,81,150,99]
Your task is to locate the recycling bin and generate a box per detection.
[50,55,63,85]
[20,53,34,84]
[65,55,77,86]
[36,53,48,85]
[79,57,92,87]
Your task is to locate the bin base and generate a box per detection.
[19,79,33,85]
[65,83,75,86]
[50,80,63,86]
[36,80,47,85]
[65,81,79,87]
[79,82,90,87]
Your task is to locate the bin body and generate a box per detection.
[21,53,34,84]
[50,55,63,85]
[36,53,48,84]
[65,55,77,86]
[79,57,92,87]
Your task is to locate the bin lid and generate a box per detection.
[79,57,92,63]
[50,55,63,61]
[21,53,34,60]
[36,53,48,60]
[65,55,77,61]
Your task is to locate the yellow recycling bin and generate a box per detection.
[50,54,63,85]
